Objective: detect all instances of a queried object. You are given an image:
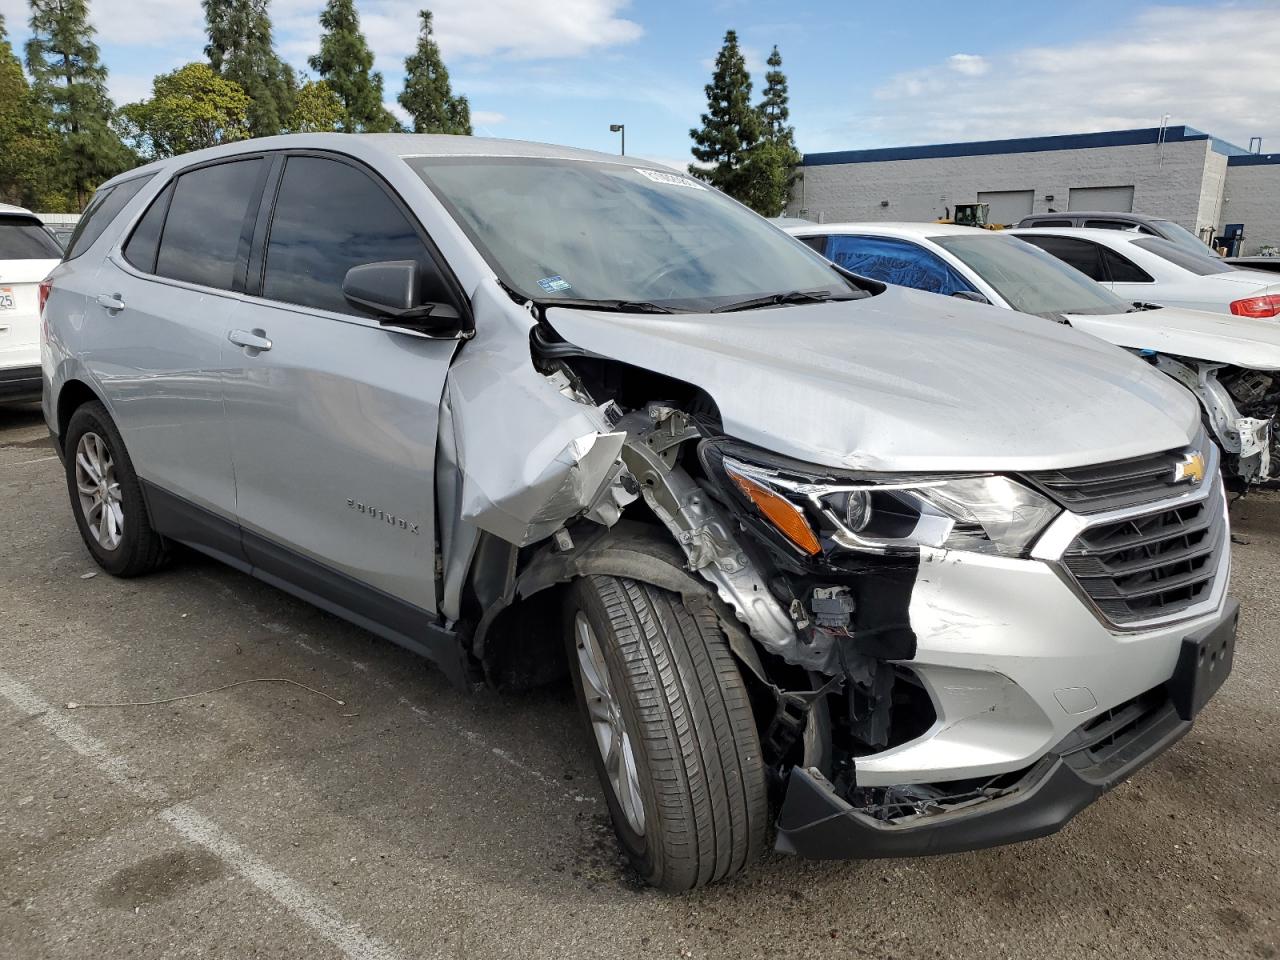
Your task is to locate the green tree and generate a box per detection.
[26,0,133,208]
[743,45,801,216]
[688,29,761,203]
[0,13,65,209]
[398,10,470,135]
[117,63,250,159]
[203,0,295,137]
[308,0,397,132]
[286,78,345,132]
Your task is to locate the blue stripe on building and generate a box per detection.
[804,125,1251,166]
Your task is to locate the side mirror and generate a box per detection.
[342,260,460,331]
[951,290,990,305]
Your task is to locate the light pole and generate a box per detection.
[609,123,625,156]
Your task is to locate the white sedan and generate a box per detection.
[785,221,1280,483]
[1007,226,1280,319]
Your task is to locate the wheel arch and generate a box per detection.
[469,520,769,693]
[54,378,108,451]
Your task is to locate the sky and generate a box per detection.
[2,0,1278,171]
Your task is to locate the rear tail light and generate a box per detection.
[39,278,52,344]
[1229,294,1280,318]
[38,278,52,316]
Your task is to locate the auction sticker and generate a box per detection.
[634,168,706,190]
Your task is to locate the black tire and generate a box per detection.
[63,401,165,577]
[565,575,767,891]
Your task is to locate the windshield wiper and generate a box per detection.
[536,297,675,314]
[710,289,848,313]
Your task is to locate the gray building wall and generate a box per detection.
[789,138,1221,234]
[1222,161,1280,255]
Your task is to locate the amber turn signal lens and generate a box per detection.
[726,469,822,555]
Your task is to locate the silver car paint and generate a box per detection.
[42,134,1232,799]
[543,290,1200,473]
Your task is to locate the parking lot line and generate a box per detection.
[0,670,412,960]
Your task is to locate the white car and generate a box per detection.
[1007,226,1280,319]
[1,203,62,402]
[786,222,1280,483]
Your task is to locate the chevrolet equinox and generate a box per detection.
[41,135,1238,890]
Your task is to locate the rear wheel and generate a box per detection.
[63,401,165,577]
[565,575,767,891]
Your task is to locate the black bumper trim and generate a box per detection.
[775,599,1238,860]
[0,364,42,400]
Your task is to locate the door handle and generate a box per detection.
[94,293,125,313]
[227,328,272,353]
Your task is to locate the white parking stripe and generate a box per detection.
[159,806,410,960]
[0,672,167,803]
[0,671,412,960]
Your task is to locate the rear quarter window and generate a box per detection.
[0,216,63,259]
[62,175,155,260]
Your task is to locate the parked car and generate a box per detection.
[1004,226,1280,319]
[0,203,62,403]
[42,135,1237,890]
[1016,210,1218,256]
[1226,256,1280,274]
[786,222,1280,484]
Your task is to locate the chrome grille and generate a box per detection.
[1026,441,1199,514]
[1060,478,1226,626]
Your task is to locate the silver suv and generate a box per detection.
[41,135,1238,890]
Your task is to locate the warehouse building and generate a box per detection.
[788,124,1280,256]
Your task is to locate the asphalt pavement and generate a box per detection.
[1,402,1276,960]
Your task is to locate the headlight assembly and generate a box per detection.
[707,445,1059,560]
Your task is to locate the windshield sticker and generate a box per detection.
[537,275,573,293]
[634,168,706,190]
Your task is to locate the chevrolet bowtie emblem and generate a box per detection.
[1173,451,1206,485]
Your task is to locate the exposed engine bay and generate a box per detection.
[1153,356,1280,485]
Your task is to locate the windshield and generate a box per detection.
[1152,219,1220,258]
[1132,236,1235,276]
[932,234,1132,317]
[407,157,851,310]
[0,216,63,259]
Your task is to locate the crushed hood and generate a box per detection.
[546,286,1199,472]
[1068,306,1280,370]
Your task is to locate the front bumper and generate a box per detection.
[775,598,1238,859]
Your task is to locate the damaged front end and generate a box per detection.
[1153,355,1280,485]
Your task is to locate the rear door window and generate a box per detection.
[825,234,975,295]
[260,155,445,317]
[1083,219,1132,231]
[1017,235,1107,281]
[155,159,265,291]
[1027,218,1072,227]
[0,216,63,259]
[61,174,154,261]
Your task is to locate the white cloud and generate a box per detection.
[808,4,1280,152]
[946,53,988,77]
[471,110,506,125]
[275,0,641,65]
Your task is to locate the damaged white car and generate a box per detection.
[787,222,1280,485]
[42,136,1237,890]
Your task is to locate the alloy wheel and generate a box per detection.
[74,431,124,551]
[574,611,647,835]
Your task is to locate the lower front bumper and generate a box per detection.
[775,598,1238,860]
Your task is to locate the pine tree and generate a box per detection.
[26,0,133,208]
[744,45,802,216]
[0,13,63,208]
[398,10,471,135]
[688,29,761,203]
[308,0,397,133]
[203,0,295,137]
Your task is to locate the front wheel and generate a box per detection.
[565,576,767,891]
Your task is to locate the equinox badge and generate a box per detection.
[347,498,420,534]
[1173,451,1206,485]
